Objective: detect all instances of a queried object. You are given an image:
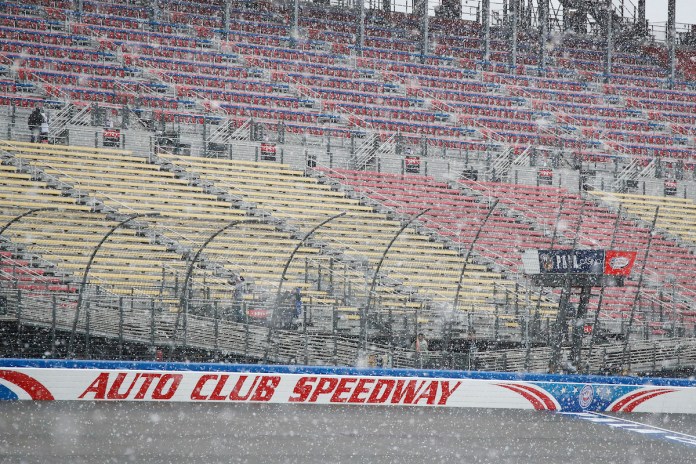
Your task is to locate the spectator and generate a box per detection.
[230,275,245,320]
[414,332,428,352]
[28,105,43,143]
[234,275,245,302]
[413,333,429,367]
[39,108,49,143]
[293,286,303,320]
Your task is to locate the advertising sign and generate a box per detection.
[103,128,121,148]
[537,168,553,185]
[538,249,605,274]
[2,360,696,414]
[603,250,637,276]
[405,156,421,174]
[260,142,276,161]
[523,250,637,278]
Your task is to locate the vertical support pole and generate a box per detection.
[482,0,491,66]
[549,200,586,373]
[510,0,518,69]
[571,285,592,366]
[223,0,231,38]
[291,0,300,47]
[420,0,429,64]
[638,0,646,35]
[667,0,677,87]
[357,0,365,54]
[605,0,613,82]
[539,0,548,71]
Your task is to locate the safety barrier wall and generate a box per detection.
[1,359,695,414]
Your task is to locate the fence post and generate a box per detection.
[213,301,219,355]
[303,305,309,366]
[182,299,188,352]
[150,300,156,355]
[244,303,250,358]
[524,334,532,371]
[652,343,657,373]
[85,302,91,358]
[51,295,57,356]
[677,344,682,369]
[15,290,22,357]
[494,305,500,341]
[16,289,22,327]
[118,296,124,358]
[602,347,607,373]
[333,305,338,366]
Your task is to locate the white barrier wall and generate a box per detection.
[1,359,695,413]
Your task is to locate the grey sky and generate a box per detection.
[646,1,695,25]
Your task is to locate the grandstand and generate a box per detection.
[1,0,696,374]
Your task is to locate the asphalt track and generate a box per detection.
[1,402,696,463]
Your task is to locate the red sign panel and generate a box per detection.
[247,308,269,319]
[405,156,421,167]
[603,250,637,276]
[103,129,120,139]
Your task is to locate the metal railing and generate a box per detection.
[3,284,696,374]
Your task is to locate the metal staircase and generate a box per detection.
[48,103,91,143]
[207,117,252,147]
[485,145,533,182]
[351,132,379,170]
[612,157,656,192]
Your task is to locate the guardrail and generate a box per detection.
[3,285,696,375]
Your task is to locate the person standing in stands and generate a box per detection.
[28,104,43,143]
[39,107,49,143]
[413,333,429,368]
[293,286,303,320]
[227,275,245,321]
[234,275,245,305]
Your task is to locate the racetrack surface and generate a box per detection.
[1,402,695,463]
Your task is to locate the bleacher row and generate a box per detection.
[2,140,696,339]
[1,0,696,164]
[0,140,551,339]
[316,167,696,330]
[0,0,695,342]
